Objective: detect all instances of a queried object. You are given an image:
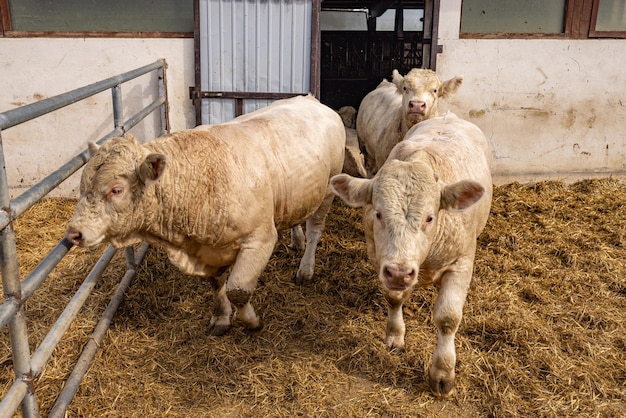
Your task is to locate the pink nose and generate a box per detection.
[409,100,426,113]
[382,263,416,290]
[66,227,84,246]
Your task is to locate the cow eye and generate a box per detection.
[432,88,438,94]
[375,211,382,220]
[108,186,124,198]
[426,214,434,223]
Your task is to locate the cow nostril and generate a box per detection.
[383,266,393,281]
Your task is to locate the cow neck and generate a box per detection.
[140,153,230,246]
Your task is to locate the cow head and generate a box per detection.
[392,69,463,128]
[65,134,167,248]
[330,160,484,293]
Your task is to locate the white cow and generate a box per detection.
[337,105,357,129]
[66,95,346,335]
[330,112,492,397]
[357,69,463,175]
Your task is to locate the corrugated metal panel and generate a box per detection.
[199,0,312,124]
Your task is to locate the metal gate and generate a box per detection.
[0,60,169,418]
[190,0,321,125]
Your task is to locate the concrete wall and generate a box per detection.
[0,38,195,198]
[437,0,626,184]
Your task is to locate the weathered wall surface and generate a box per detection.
[437,1,626,183]
[2,4,625,199]
[0,38,195,198]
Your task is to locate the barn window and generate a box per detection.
[460,0,567,34]
[320,10,368,31]
[460,0,626,39]
[376,9,424,32]
[589,0,626,37]
[0,0,193,37]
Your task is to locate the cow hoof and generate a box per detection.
[293,272,313,286]
[244,320,264,333]
[384,336,405,352]
[428,375,456,398]
[207,323,231,336]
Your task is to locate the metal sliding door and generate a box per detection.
[194,0,318,125]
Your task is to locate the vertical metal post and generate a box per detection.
[309,0,321,99]
[0,130,40,418]
[430,0,442,71]
[157,60,170,135]
[193,0,203,126]
[111,84,124,132]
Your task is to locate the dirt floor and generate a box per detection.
[1,178,625,417]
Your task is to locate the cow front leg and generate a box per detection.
[428,267,472,397]
[383,288,413,350]
[207,272,232,336]
[225,227,278,330]
[294,193,334,285]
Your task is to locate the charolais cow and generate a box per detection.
[357,68,463,175]
[330,112,492,397]
[66,94,346,335]
[337,105,357,129]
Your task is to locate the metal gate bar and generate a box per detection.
[0,60,169,418]
[49,244,149,418]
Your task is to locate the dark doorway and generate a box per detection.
[320,0,437,111]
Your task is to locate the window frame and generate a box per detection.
[0,0,193,38]
[588,0,626,38]
[459,0,625,39]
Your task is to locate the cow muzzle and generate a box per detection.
[65,226,86,247]
[65,224,104,248]
[408,100,426,115]
[381,263,417,291]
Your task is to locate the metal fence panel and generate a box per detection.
[0,60,168,418]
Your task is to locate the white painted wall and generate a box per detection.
[2,4,625,200]
[437,0,626,184]
[0,38,195,198]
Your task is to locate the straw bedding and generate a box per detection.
[1,178,625,417]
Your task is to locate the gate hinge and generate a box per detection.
[189,86,200,100]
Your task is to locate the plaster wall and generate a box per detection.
[437,0,626,184]
[2,5,625,200]
[0,38,195,198]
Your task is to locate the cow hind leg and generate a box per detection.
[290,225,306,251]
[294,193,334,285]
[428,269,471,397]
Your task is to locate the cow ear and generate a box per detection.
[439,75,463,98]
[138,153,167,184]
[87,142,100,157]
[330,174,372,208]
[391,69,404,92]
[440,180,484,210]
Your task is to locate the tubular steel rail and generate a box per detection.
[0,59,169,418]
